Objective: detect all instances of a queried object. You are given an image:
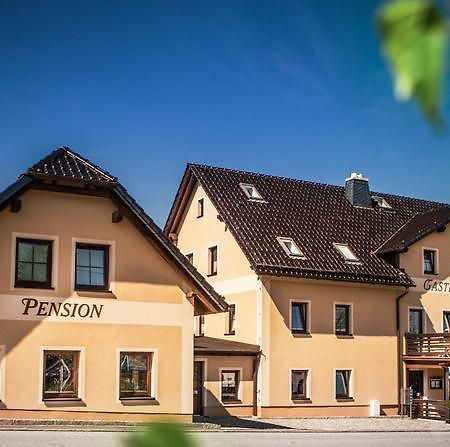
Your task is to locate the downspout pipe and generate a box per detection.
[396,286,410,414]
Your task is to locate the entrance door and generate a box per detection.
[193,361,204,415]
[408,370,424,398]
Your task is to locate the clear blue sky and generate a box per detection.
[1,0,450,226]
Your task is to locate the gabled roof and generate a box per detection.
[0,148,227,314]
[166,164,450,287]
[28,147,118,185]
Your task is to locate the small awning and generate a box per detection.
[194,336,260,356]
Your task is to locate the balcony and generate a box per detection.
[405,333,450,357]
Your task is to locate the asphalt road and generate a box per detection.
[0,431,449,447]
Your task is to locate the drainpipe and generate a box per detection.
[252,351,261,417]
[396,286,409,414]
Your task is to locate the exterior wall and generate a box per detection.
[177,184,258,344]
[263,277,400,416]
[0,189,195,421]
[195,355,254,417]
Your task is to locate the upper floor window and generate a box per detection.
[335,304,351,336]
[43,350,79,400]
[278,237,305,258]
[291,302,309,334]
[197,198,204,218]
[15,238,53,289]
[239,183,263,201]
[336,369,352,399]
[197,315,205,336]
[333,243,359,262]
[423,249,437,275]
[443,311,450,333]
[186,253,194,264]
[75,243,109,291]
[119,352,153,399]
[372,196,392,209]
[225,304,236,335]
[409,308,423,334]
[208,246,218,276]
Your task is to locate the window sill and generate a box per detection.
[221,400,242,406]
[43,398,86,408]
[423,272,438,276]
[224,332,236,336]
[75,290,116,299]
[292,332,311,338]
[120,397,159,406]
[14,285,55,291]
[336,398,354,402]
[292,398,312,404]
[207,273,217,277]
[335,334,353,339]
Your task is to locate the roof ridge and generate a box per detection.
[188,163,450,208]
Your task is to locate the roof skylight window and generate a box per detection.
[278,237,305,258]
[334,243,359,262]
[372,195,392,209]
[240,183,263,201]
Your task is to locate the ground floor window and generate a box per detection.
[221,369,240,403]
[443,311,450,333]
[291,370,308,400]
[119,352,153,399]
[43,351,79,400]
[336,369,352,399]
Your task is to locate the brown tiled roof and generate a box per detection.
[27,147,118,185]
[194,336,260,355]
[0,148,227,314]
[166,164,450,287]
[376,206,450,254]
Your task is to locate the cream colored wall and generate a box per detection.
[399,229,450,335]
[195,355,254,417]
[265,277,399,412]
[0,189,196,419]
[177,184,259,344]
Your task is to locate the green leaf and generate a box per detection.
[377,0,449,128]
[124,423,198,447]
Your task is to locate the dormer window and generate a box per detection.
[334,243,359,262]
[372,195,392,209]
[278,237,305,258]
[240,183,263,201]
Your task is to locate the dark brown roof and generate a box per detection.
[166,164,450,287]
[194,336,260,355]
[28,147,118,185]
[0,148,227,314]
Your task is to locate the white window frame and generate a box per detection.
[219,367,243,404]
[207,244,218,276]
[71,238,116,294]
[422,247,439,276]
[239,183,264,201]
[289,299,311,334]
[225,302,237,336]
[372,195,392,209]
[11,232,59,291]
[333,301,354,336]
[0,345,5,403]
[333,243,359,262]
[39,346,85,404]
[334,368,354,400]
[277,237,306,258]
[408,306,426,333]
[290,367,311,402]
[116,347,158,403]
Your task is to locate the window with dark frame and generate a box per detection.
[198,315,205,336]
[43,351,79,400]
[15,238,52,289]
[409,308,423,334]
[186,253,194,264]
[197,198,204,218]
[336,370,352,399]
[443,311,450,333]
[335,304,351,335]
[291,302,308,334]
[75,243,109,291]
[221,370,240,403]
[208,246,217,276]
[291,370,308,400]
[423,249,437,274]
[225,304,236,335]
[119,352,152,399]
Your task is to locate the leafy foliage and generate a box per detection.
[124,423,198,447]
[377,0,449,128]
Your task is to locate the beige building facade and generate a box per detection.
[166,165,450,418]
[0,148,227,422]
